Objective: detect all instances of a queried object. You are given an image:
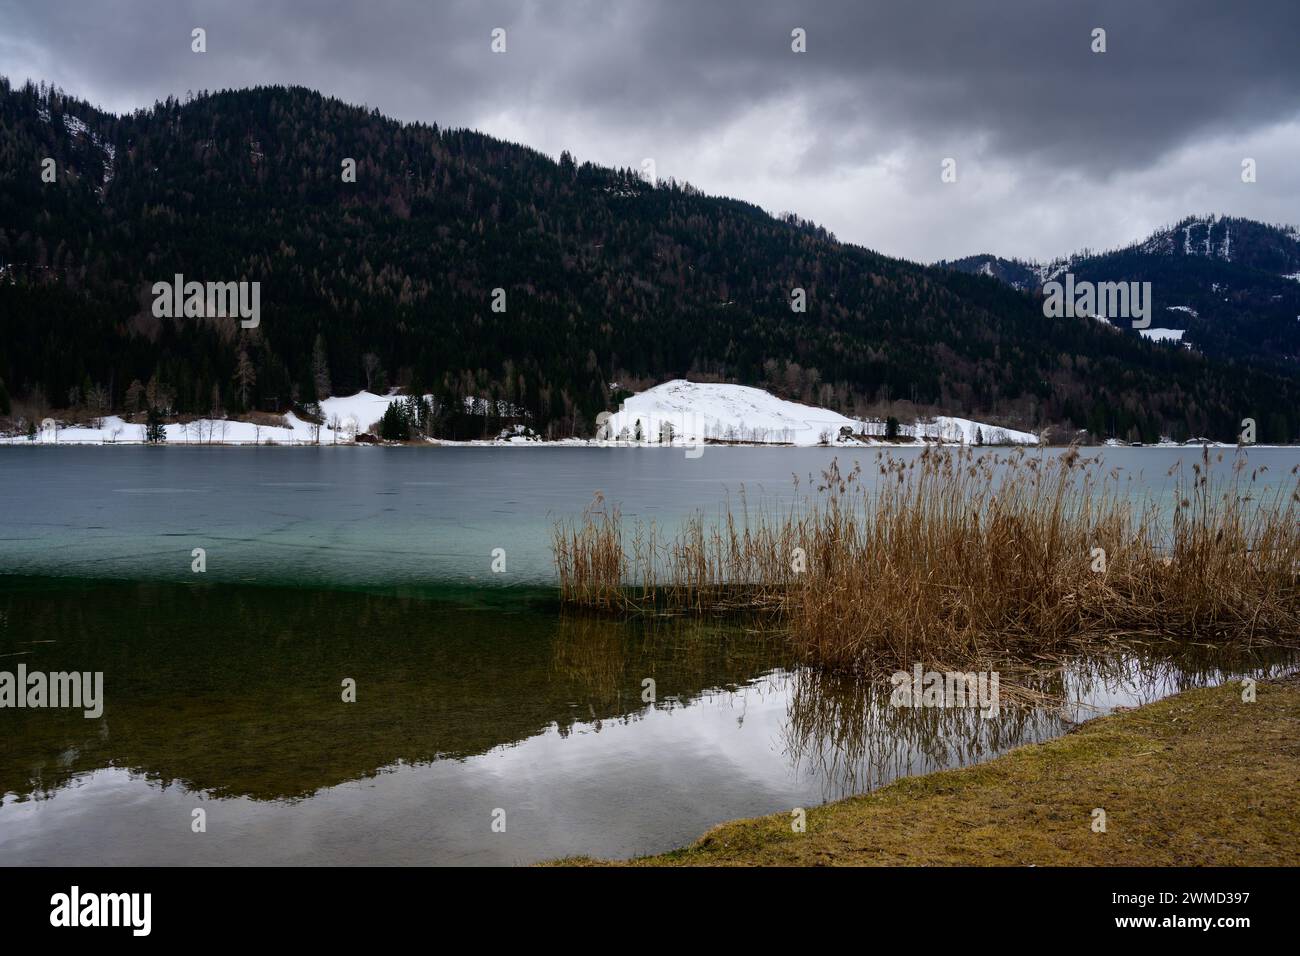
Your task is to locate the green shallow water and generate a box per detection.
[1,575,1291,865]
[3,444,1296,588]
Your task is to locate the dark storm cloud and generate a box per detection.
[3,0,1298,259]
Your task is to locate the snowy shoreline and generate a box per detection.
[2,442,1267,450]
[0,380,1255,449]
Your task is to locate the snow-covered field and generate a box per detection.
[599,380,1040,446]
[317,391,420,438]
[4,392,401,446]
[9,410,349,446]
[5,381,1041,447]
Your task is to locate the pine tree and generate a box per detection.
[145,407,166,443]
[311,333,332,401]
[378,400,409,441]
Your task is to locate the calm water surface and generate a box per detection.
[1,446,1296,864]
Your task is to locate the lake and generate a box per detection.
[1,445,1296,864]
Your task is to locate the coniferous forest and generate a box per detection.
[1,78,1297,443]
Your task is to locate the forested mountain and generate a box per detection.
[940,215,1300,371]
[1,78,1297,443]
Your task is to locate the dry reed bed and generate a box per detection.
[553,447,1300,668]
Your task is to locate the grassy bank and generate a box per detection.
[558,674,1300,866]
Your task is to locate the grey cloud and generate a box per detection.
[2,0,1297,260]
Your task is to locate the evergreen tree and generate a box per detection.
[145,406,167,443]
[311,333,332,402]
[378,400,409,441]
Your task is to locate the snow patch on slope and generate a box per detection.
[318,391,401,434]
[1033,256,1074,285]
[599,380,1039,447]
[40,109,116,188]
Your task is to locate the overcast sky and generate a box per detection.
[3,0,1297,262]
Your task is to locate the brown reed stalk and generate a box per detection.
[552,448,1300,667]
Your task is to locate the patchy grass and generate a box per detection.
[556,675,1300,866]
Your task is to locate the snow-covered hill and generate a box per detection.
[599,380,1039,446]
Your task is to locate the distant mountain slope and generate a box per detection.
[1,78,1297,443]
[935,254,1043,292]
[939,215,1300,369]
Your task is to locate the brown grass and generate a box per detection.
[553,447,1300,668]
[554,673,1300,866]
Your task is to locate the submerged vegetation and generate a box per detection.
[553,447,1300,668]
